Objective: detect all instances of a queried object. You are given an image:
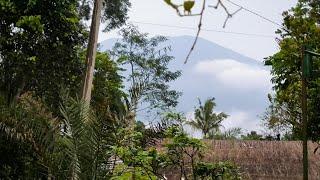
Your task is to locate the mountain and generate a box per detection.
[99,36,272,132]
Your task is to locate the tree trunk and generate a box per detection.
[81,0,103,103]
[47,168,53,180]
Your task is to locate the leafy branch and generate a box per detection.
[185,0,207,64]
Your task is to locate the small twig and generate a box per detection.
[184,0,207,64]
[166,0,242,63]
[223,7,243,27]
[231,6,243,16]
[208,0,242,28]
[213,0,220,9]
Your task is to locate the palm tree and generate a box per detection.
[0,93,127,179]
[188,97,228,138]
[0,93,61,179]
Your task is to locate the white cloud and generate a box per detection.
[194,59,272,92]
[222,110,262,132]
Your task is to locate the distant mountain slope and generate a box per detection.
[167,36,260,65]
[100,36,260,66]
[100,36,271,132]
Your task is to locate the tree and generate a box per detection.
[110,25,182,125]
[85,51,126,123]
[165,126,204,180]
[0,0,131,175]
[0,93,50,179]
[262,94,299,140]
[241,131,263,140]
[164,126,241,180]
[0,0,132,107]
[194,162,241,180]
[81,0,103,103]
[0,0,87,110]
[0,133,45,179]
[0,93,62,178]
[0,47,127,179]
[264,2,320,178]
[188,98,228,138]
[264,0,320,141]
[0,92,130,179]
[80,0,131,103]
[208,127,242,140]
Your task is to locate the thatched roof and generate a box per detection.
[162,140,320,180]
[202,140,320,180]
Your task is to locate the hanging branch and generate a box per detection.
[208,0,243,28]
[184,0,206,64]
[164,0,239,63]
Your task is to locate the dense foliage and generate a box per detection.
[2,0,307,179]
[78,0,131,30]
[0,0,87,109]
[112,125,241,180]
[0,92,242,179]
[264,0,320,141]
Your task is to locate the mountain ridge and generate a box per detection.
[99,35,261,66]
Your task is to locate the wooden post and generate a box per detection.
[301,47,308,180]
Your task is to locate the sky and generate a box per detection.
[99,0,297,61]
[98,0,298,136]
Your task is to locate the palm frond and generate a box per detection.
[189,98,228,138]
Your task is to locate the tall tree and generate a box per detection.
[81,0,103,103]
[188,97,228,138]
[110,25,182,125]
[0,51,127,179]
[80,0,131,103]
[264,3,319,178]
[0,0,87,110]
[264,0,320,141]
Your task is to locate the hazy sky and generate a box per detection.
[99,0,297,61]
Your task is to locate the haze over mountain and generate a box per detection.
[100,35,272,134]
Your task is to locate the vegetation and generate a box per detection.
[194,162,241,180]
[0,0,319,179]
[0,0,86,110]
[208,128,242,140]
[0,92,241,179]
[0,1,240,178]
[241,131,264,141]
[109,25,182,125]
[188,98,228,138]
[264,0,320,141]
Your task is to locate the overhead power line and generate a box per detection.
[225,0,284,28]
[130,21,276,38]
